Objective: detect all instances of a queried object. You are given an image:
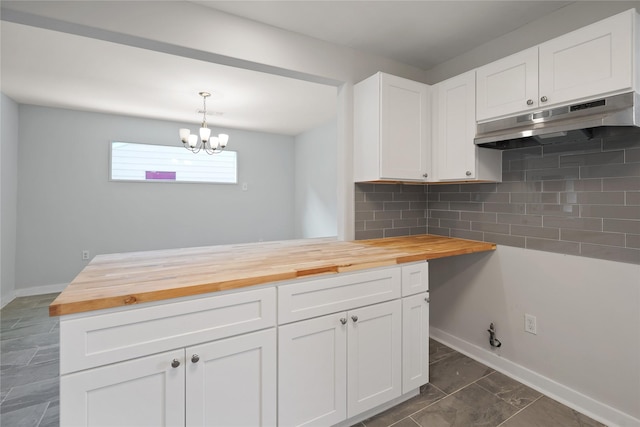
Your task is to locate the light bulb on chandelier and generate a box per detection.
[179,92,229,154]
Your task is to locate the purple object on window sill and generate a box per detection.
[145,171,176,180]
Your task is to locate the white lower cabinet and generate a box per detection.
[278,313,347,427]
[60,264,430,427]
[186,329,277,427]
[61,349,186,427]
[347,300,402,418]
[278,300,402,427]
[61,328,276,427]
[402,292,430,394]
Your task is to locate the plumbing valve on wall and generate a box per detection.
[488,322,502,348]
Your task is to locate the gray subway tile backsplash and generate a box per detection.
[355,132,640,264]
[581,204,640,220]
[580,162,640,179]
[580,243,640,264]
[511,225,560,240]
[627,234,640,249]
[602,176,640,191]
[471,222,510,234]
[627,147,640,163]
[558,150,624,167]
[627,192,640,205]
[542,216,602,231]
[603,219,640,234]
[560,229,626,246]
[525,167,580,181]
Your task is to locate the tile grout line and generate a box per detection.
[382,380,459,427]
[34,400,50,427]
[406,380,486,427]
[495,394,545,427]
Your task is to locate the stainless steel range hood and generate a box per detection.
[475,92,640,149]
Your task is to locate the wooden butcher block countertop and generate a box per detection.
[49,235,496,316]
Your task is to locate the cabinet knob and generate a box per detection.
[422,173,428,178]
[340,318,347,325]
[425,297,430,303]
[526,99,533,106]
[465,171,472,177]
[351,315,359,323]
[171,359,180,368]
[191,354,200,363]
[540,96,548,103]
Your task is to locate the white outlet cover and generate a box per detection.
[524,313,537,335]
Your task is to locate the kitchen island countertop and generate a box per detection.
[49,235,496,316]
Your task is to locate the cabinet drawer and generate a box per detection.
[401,262,429,296]
[278,267,401,324]
[60,287,276,374]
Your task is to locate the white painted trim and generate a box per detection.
[1,283,67,309]
[430,327,640,427]
[0,293,15,309]
[14,283,67,298]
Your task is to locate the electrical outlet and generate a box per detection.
[82,250,90,260]
[524,313,537,335]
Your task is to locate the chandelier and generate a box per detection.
[179,92,229,154]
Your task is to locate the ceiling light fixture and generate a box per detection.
[179,92,229,154]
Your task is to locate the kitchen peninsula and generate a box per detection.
[51,235,495,427]
[49,235,495,316]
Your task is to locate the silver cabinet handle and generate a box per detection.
[191,354,200,363]
[425,297,430,303]
[540,96,548,102]
[340,318,347,325]
[465,171,472,177]
[526,99,533,105]
[171,359,180,368]
[351,315,358,323]
[422,173,428,178]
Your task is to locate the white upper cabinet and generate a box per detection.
[477,8,638,122]
[538,9,634,106]
[433,70,502,182]
[476,47,539,121]
[354,72,431,182]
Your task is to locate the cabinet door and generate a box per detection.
[60,349,185,427]
[347,299,402,418]
[278,313,347,427]
[539,9,633,107]
[380,73,431,181]
[433,70,477,181]
[186,329,276,427]
[402,293,429,394]
[476,47,539,120]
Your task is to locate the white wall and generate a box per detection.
[15,105,296,292]
[1,94,19,307]
[294,119,338,238]
[429,246,640,426]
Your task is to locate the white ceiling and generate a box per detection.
[1,1,576,136]
[196,1,573,71]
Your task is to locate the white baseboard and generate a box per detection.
[430,327,640,427]
[12,283,67,299]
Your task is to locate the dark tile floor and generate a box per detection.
[1,294,606,427]
[358,340,606,427]
[1,293,59,427]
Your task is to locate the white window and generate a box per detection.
[110,142,237,184]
